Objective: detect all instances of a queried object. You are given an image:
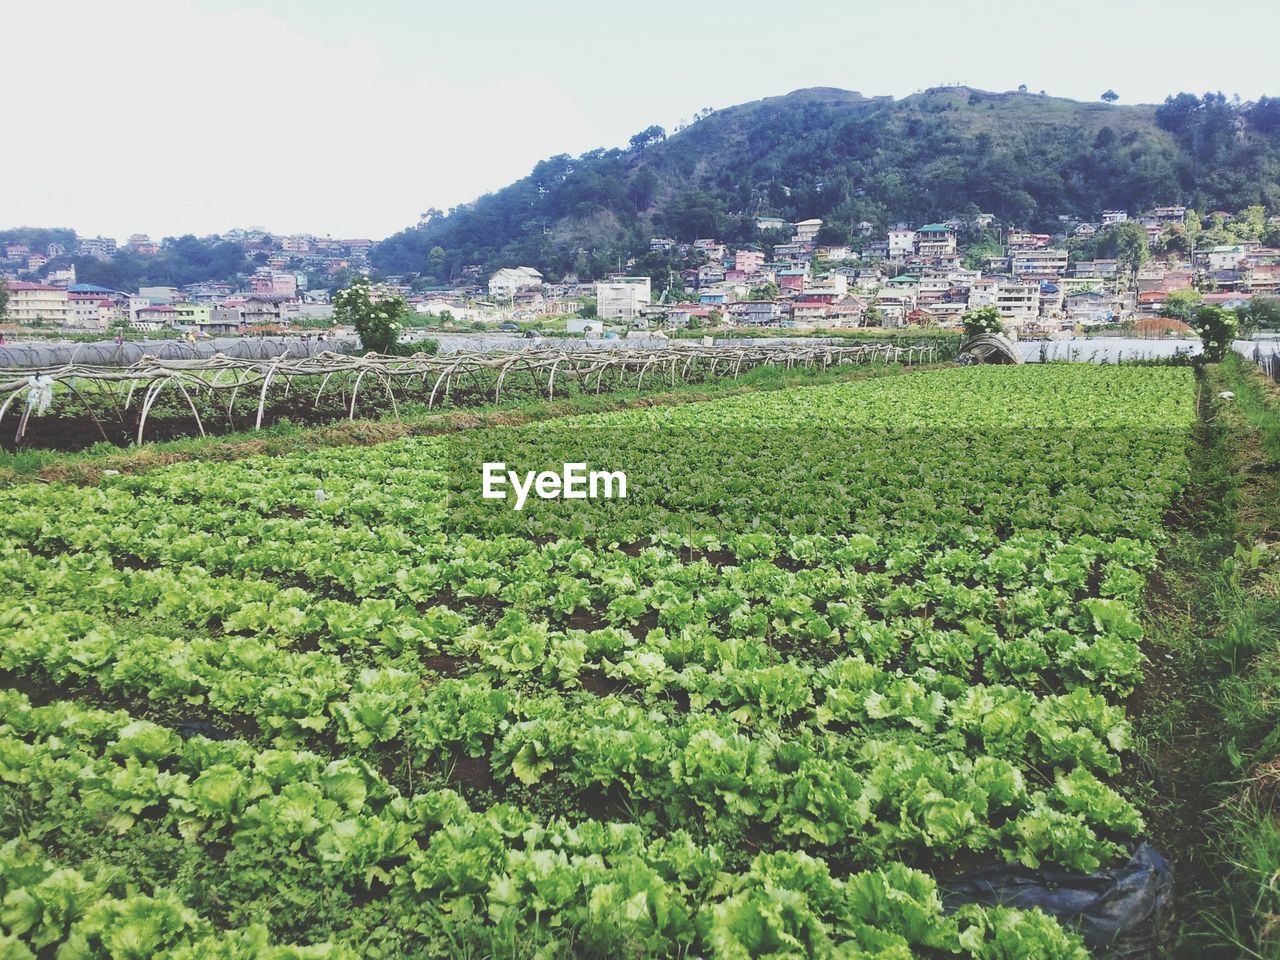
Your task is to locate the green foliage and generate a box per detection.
[1192,305,1239,361]
[333,276,406,354]
[1159,287,1202,323]
[1237,296,1280,334]
[961,306,1005,337]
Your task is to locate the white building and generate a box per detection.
[994,281,1042,327]
[888,229,917,259]
[488,266,543,299]
[792,219,823,243]
[595,277,652,320]
[967,278,1000,309]
[5,282,70,325]
[1011,248,1069,276]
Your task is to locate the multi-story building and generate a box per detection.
[733,250,765,274]
[994,281,1041,327]
[693,239,726,261]
[1011,248,1069,277]
[1073,259,1121,280]
[792,219,823,244]
[595,276,652,320]
[915,224,957,257]
[887,229,916,260]
[76,236,117,259]
[1006,231,1051,250]
[5,281,71,325]
[1205,245,1247,272]
[135,304,178,330]
[488,266,543,300]
[343,239,374,259]
[172,303,213,328]
[1101,210,1129,224]
[68,292,115,329]
[728,300,781,326]
[967,278,1000,309]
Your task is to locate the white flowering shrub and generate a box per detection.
[333,275,407,354]
[1191,305,1238,362]
[961,306,1005,338]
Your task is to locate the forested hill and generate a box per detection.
[374,86,1280,282]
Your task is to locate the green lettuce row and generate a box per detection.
[2,678,1138,877]
[0,839,357,960]
[0,693,1090,959]
[1,526,1154,701]
[0,595,1134,784]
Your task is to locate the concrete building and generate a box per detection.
[488,266,543,300]
[887,229,917,259]
[172,303,213,328]
[733,250,765,274]
[1073,259,1121,280]
[5,282,70,325]
[994,281,1041,327]
[1011,248,1069,276]
[68,292,114,330]
[915,224,957,257]
[134,304,178,330]
[595,276,651,320]
[792,219,823,243]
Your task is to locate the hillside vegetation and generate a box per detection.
[374,86,1280,281]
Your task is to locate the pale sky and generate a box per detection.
[4,0,1278,241]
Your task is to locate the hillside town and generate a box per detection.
[0,230,377,336]
[3,208,1279,338]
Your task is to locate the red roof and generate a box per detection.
[5,281,62,291]
[139,304,177,313]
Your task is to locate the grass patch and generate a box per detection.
[1138,356,1280,958]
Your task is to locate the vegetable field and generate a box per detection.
[0,365,1195,958]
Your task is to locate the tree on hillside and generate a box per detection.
[1113,223,1150,286]
[427,245,446,280]
[1239,296,1280,334]
[1159,287,1202,324]
[0,279,8,320]
[628,125,666,151]
[1101,90,1119,103]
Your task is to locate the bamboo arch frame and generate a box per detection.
[0,340,941,445]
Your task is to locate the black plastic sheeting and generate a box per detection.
[942,844,1174,958]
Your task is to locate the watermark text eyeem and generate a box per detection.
[481,462,627,510]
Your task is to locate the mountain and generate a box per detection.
[373,86,1280,282]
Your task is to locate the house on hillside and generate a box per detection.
[488,266,543,299]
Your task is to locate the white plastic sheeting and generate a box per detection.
[1017,338,1201,363]
[0,336,358,370]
